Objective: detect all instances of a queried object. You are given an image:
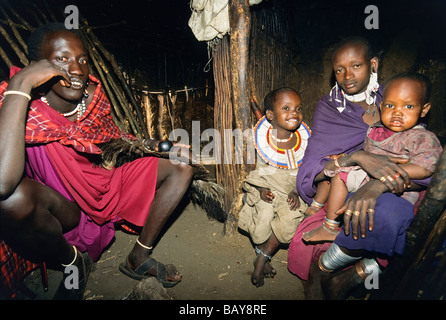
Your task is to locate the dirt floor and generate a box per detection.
[19,202,305,301]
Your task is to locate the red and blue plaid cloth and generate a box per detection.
[0,241,38,299]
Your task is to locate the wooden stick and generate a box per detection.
[0,45,13,68]
[0,24,29,66]
[0,5,29,54]
[2,1,34,32]
[224,0,252,235]
[84,40,131,133]
[83,18,148,138]
[81,27,141,137]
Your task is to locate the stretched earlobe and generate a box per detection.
[370,57,379,73]
[265,110,273,121]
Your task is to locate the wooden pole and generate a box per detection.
[0,45,13,68]
[223,0,251,235]
[418,209,446,299]
[2,2,34,32]
[82,30,135,134]
[213,36,234,215]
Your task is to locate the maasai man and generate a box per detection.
[0,23,193,299]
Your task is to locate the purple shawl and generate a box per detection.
[296,85,382,204]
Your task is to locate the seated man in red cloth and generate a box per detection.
[0,23,193,299]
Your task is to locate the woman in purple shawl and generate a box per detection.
[287,37,431,299]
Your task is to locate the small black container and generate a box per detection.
[158,140,173,152]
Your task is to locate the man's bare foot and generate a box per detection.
[302,225,339,243]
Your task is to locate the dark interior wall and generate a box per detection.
[1,0,444,140]
[0,0,210,89]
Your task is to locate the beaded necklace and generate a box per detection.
[270,131,293,143]
[253,116,311,169]
[41,96,86,121]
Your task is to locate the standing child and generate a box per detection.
[238,87,311,286]
[302,72,443,243]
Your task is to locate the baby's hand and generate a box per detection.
[258,187,274,203]
[326,153,347,160]
[287,189,301,211]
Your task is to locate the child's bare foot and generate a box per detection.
[302,225,339,243]
[305,205,319,217]
[302,218,340,243]
[263,261,276,278]
[251,247,276,287]
[304,200,325,220]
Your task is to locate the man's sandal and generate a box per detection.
[53,248,93,300]
[119,256,181,288]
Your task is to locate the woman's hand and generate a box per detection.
[258,187,274,203]
[287,189,301,211]
[336,179,388,240]
[348,150,410,195]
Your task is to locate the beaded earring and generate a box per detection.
[365,71,379,105]
[83,80,89,99]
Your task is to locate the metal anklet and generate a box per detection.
[136,238,153,251]
[310,199,325,211]
[62,246,78,267]
[255,246,272,260]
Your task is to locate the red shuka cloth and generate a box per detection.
[0,66,160,297]
[0,67,159,227]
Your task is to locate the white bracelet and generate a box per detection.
[4,90,31,101]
